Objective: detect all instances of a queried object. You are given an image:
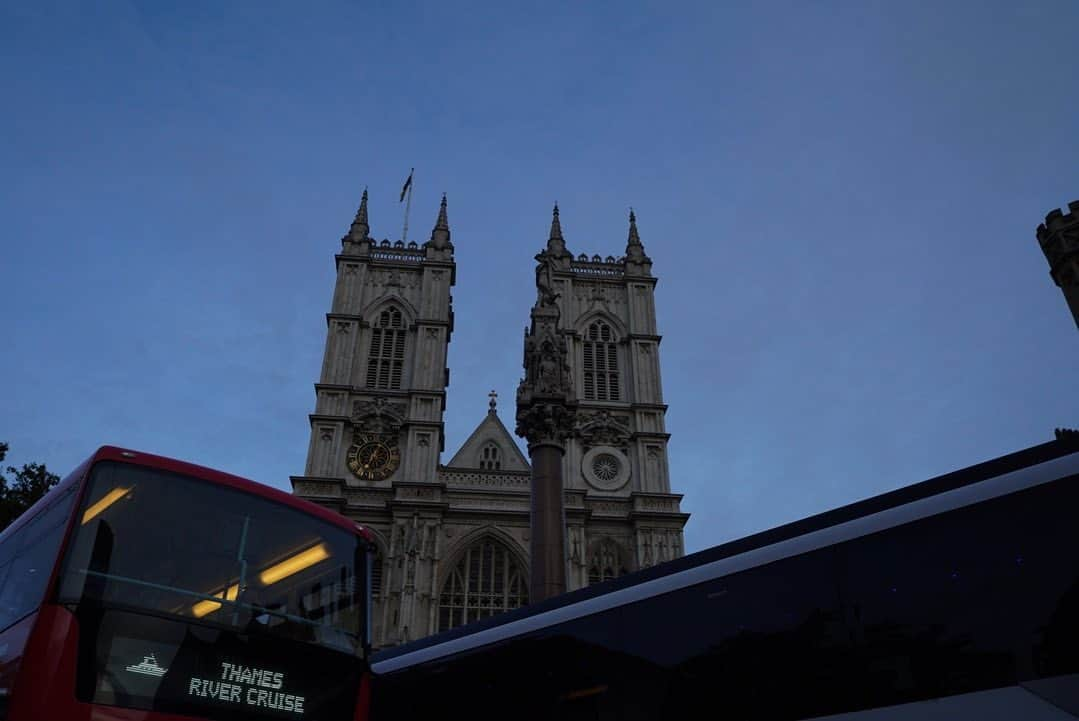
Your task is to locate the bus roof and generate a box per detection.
[374,435,1079,666]
[0,446,374,546]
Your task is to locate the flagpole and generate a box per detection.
[401,171,414,243]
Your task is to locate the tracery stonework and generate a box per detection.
[291,191,688,649]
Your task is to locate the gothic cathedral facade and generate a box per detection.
[291,191,689,649]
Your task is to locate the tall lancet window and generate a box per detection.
[437,537,527,631]
[582,320,620,401]
[366,306,406,390]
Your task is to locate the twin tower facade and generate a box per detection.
[291,190,689,649]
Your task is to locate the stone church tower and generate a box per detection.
[530,206,688,590]
[291,191,688,649]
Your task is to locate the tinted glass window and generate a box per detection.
[377,550,849,721]
[838,473,1079,710]
[0,486,77,630]
[618,546,848,720]
[58,462,366,657]
[374,614,628,721]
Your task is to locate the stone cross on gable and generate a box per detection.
[488,390,498,412]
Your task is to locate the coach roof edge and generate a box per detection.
[373,436,1079,665]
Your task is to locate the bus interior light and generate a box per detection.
[81,487,132,525]
[192,583,240,618]
[259,544,330,586]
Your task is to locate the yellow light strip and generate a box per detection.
[563,685,609,701]
[81,487,132,525]
[258,544,330,586]
[189,543,331,618]
[191,583,239,618]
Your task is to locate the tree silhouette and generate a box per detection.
[0,442,60,530]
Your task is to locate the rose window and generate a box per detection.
[581,446,630,491]
[592,453,620,482]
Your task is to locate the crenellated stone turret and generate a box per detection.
[294,177,457,648]
[1036,199,1079,330]
[526,205,687,592]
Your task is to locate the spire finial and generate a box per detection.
[626,206,645,260]
[627,207,641,246]
[426,193,452,250]
[550,203,562,240]
[488,389,498,413]
[545,202,568,257]
[348,187,370,241]
[435,192,448,229]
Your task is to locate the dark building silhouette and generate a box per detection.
[1036,200,1079,330]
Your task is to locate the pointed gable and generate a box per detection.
[447,406,530,471]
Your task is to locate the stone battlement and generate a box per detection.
[369,239,425,262]
[570,254,625,277]
[1036,200,1079,245]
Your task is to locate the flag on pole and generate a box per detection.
[399,168,414,202]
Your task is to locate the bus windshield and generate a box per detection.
[58,461,366,657]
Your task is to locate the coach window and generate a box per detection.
[437,536,527,631]
[838,475,1079,708]
[621,546,847,719]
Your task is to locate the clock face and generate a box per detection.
[346,433,400,481]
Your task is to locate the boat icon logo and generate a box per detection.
[125,653,168,677]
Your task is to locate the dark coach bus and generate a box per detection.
[371,435,1079,720]
[0,446,376,721]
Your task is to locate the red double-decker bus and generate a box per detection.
[0,446,375,721]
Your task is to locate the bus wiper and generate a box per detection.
[233,516,250,626]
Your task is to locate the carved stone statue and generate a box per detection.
[577,409,632,449]
[352,398,406,435]
[535,257,560,307]
[537,343,560,394]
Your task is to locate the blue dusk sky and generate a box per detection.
[2,1,1076,554]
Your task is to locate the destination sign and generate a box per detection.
[89,611,360,721]
[187,662,305,715]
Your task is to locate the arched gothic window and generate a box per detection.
[437,537,527,631]
[478,443,502,470]
[366,306,406,390]
[582,320,620,401]
[588,538,628,585]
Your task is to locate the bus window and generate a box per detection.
[0,488,76,631]
[58,462,365,656]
